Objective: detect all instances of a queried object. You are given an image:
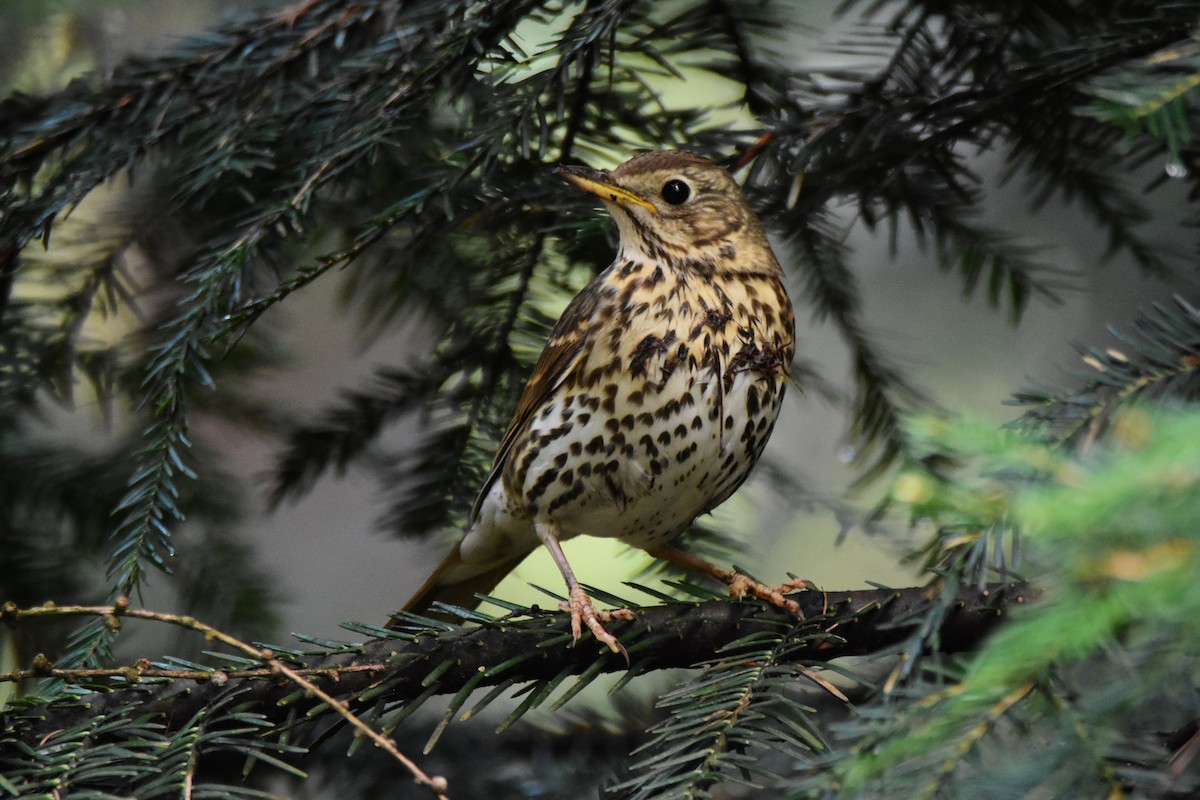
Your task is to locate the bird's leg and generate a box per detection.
[535,520,630,658]
[646,545,811,619]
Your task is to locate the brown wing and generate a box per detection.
[469,275,604,521]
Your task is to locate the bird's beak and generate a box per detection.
[557,164,658,213]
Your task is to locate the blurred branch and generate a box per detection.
[1013,296,1200,447]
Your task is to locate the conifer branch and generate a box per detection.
[2,598,451,798]
[1,583,1026,751]
[1014,297,1200,446]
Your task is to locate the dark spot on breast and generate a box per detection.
[619,283,636,309]
[630,334,669,378]
[529,468,559,501]
[516,450,538,486]
[549,481,586,512]
[675,442,698,463]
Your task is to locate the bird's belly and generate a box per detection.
[503,364,785,548]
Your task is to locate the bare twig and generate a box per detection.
[1,598,451,800]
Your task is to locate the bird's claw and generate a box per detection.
[727,574,811,620]
[559,589,632,660]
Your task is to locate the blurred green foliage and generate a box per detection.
[836,408,1200,797]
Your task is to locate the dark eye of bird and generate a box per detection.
[660,179,691,205]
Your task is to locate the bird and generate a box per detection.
[397,149,797,655]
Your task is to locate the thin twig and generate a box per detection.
[0,662,387,684]
[3,598,451,800]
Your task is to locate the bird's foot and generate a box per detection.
[558,588,632,659]
[646,545,813,621]
[727,574,813,619]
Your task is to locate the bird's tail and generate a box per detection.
[388,543,532,627]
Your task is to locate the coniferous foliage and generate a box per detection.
[1014,296,1200,446]
[2,0,1200,797]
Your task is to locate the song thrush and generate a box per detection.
[399,150,796,654]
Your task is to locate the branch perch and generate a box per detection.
[1,582,1029,751]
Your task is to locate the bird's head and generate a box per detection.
[558,150,776,274]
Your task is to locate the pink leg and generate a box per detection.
[536,520,630,658]
[646,545,810,618]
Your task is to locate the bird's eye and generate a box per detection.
[660,179,691,205]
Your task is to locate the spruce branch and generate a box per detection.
[775,2,1195,263]
[612,615,827,798]
[1082,33,1200,163]
[1,583,1026,752]
[1,0,406,247]
[1013,296,1200,447]
[705,0,786,120]
[1,598,451,799]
